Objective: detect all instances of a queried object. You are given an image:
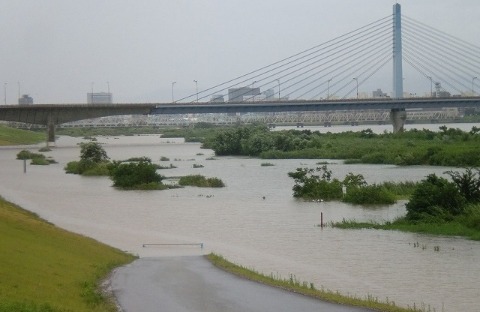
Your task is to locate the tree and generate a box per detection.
[343,173,367,189]
[80,142,109,163]
[288,165,343,200]
[444,168,480,203]
[64,142,110,175]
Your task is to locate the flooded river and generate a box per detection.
[1,124,479,311]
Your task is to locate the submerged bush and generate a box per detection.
[108,161,163,188]
[406,174,466,221]
[16,150,55,166]
[178,175,225,188]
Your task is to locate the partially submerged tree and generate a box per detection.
[288,165,343,200]
[444,168,480,203]
[65,142,110,175]
[80,142,109,163]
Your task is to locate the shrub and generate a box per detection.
[109,161,163,188]
[16,150,43,160]
[30,157,50,166]
[157,163,177,169]
[178,175,225,187]
[81,162,110,176]
[17,150,55,165]
[126,156,151,162]
[406,174,466,221]
[64,161,80,174]
[38,147,51,152]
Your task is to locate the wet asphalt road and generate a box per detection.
[110,256,372,312]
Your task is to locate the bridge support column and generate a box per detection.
[390,108,406,133]
[47,114,56,146]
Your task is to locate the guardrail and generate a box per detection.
[142,243,204,249]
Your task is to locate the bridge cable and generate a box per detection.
[246,26,393,101]
[206,18,393,103]
[174,15,392,102]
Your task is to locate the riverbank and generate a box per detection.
[0,125,44,145]
[0,196,136,311]
[1,134,478,311]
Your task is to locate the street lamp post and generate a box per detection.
[276,79,281,100]
[171,82,176,102]
[352,78,358,99]
[472,76,477,95]
[427,76,433,97]
[3,82,7,105]
[327,78,332,100]
[193,80,198,102]
[90,82,94,103]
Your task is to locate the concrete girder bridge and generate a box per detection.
[1,3,480,145]
[0,104,155,145]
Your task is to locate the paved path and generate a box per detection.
[110,256,371,312]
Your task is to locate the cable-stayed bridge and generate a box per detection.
[1,3,479,144]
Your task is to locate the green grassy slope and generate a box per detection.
[0,125,45,146]
[0,197,136,312]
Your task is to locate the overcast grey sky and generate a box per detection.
[1,0,479,104]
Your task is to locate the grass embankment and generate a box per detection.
[207,253,426,312]
[55,123,220,143]
[0,125,45,146]
[0,196,136,312]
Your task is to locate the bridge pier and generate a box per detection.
[390,108,406,133]
[47,114,56,146]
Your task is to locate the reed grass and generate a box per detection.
[333,214,480,241]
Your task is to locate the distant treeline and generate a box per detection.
[202,124,480,166]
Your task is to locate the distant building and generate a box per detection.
[372,88,388,98]
[264,88,275,100]
[210,95,225,103]
[228,87,261,102]
[87,92,112,104]
[18,94,33,105]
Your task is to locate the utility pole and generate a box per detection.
[427,76,433,97]
[276,79,281,100]
[4,83,7,105]
[327,78,332,100]
[171,81,176,102]
[352,78,358,99]
[193,80,198,102]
